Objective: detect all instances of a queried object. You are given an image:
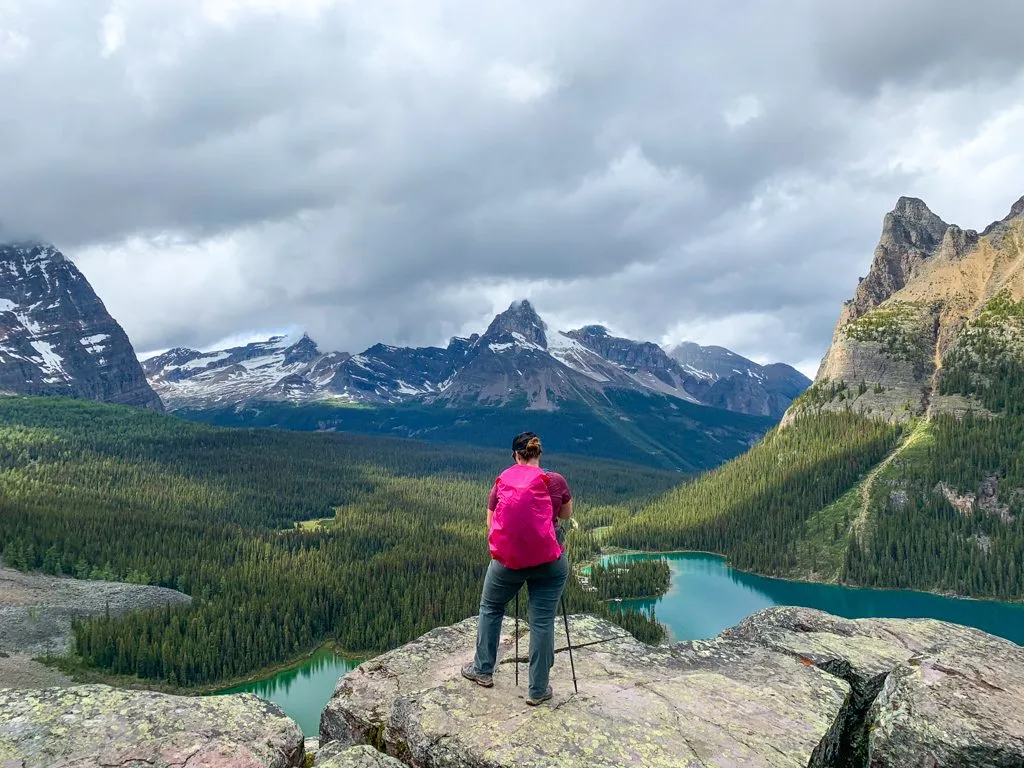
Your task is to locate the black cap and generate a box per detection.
[512,431,538,453]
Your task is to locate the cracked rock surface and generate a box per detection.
[0,684,304,767]
[320,613,850,767]
[321,608,1024,768]
[316,744,405,767]
[728,607,1024,767]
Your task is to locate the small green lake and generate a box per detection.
[217,648,360,737]
[603,552,1024,646]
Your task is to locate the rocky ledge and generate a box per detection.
[2,608,1021,767]
[0,685,304,767]
[321,607,1024,767]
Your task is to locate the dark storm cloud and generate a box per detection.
[1,0,1023,373]
[814,0,1024,96]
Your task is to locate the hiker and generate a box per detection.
[462,431,574,706]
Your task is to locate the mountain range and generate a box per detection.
[0,240,805,471]
[143,299,809,418]
[1,192,1021,599]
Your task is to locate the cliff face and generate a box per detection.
[796,194,1024,422]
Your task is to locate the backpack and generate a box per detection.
[488,464,562,570]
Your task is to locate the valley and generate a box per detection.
[5,3,1024,762]
[1,195,1024,766]
[0,396,671,688]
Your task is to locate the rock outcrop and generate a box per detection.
[0,566,192,657]
[796,194,1024,422]
[320,608,1024,768]
[0,685,304,767]
[0,241,163,410]
[846,197,950,320]
[727,607,1024,767]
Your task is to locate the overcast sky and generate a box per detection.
[2,1,1024,377]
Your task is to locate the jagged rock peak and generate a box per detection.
[1007,194,1024,221]
[980,194,1024,236]
[891,196,941,220]
[938,224,980,262]
[845,196,950,317]
[142,347,203,369]
[883,196,949,244]
[447,334,480,356]
[481,299,548,348]
[282,333,321,365]
[578,324,610,337]
[0,241,163,410]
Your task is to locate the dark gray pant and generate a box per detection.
[472,554,569,699]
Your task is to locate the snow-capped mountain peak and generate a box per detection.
[144,301,809,417]
[0,241,161,409]
[480,300,548,350]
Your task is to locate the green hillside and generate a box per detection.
[605,299,1024,602]
[0,397,674,687]
[177,387,774,473]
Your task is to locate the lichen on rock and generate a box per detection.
[726,607,1024,767]
[321,608,1024,768]
[316,743,405,767]
[321,613,850,767]
[0,684,304,767]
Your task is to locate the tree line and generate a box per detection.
[0,397,670,686]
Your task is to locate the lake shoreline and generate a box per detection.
[44,641,369,697]
[585,547,1024,606]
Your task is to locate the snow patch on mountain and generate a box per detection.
[145,300,809,417]
[0,241,162,409]
[546,330,612,383]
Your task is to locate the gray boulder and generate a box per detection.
[0,685,304,767]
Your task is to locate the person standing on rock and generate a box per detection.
[462,431,574,706]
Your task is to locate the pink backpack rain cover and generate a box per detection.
[488,464,562,569]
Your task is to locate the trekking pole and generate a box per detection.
[560,594,578,694]
[514,590,520,687]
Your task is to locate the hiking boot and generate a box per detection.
[461,664,493,688]
[526,686,553,706]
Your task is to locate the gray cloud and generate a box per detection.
[2,0,1024,377]
[814,0,1024,96]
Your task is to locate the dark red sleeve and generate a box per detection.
[487,481,499,512]
[546,472,572,506]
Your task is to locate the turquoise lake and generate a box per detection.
[223,552,1023,735]
[217,648,360,737]
[603,551,1024,646]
